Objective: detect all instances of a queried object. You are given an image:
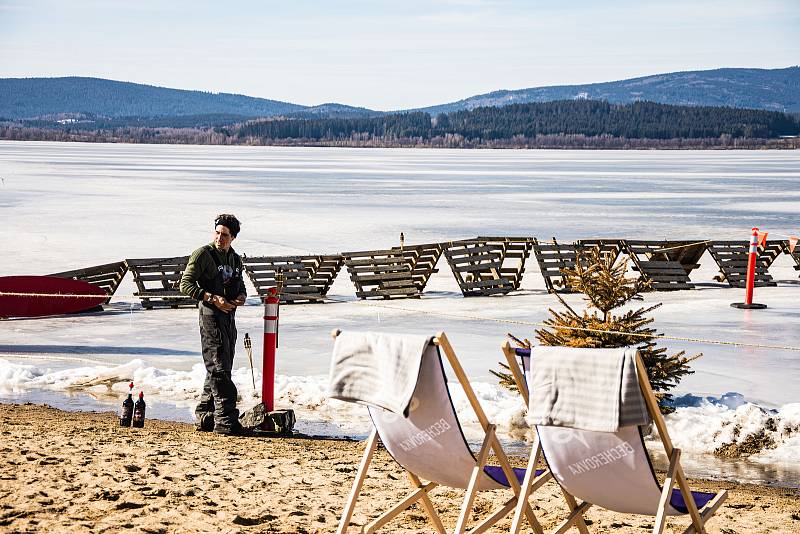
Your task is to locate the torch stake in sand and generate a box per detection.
[243,333,256,390]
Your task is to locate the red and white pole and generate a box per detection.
[731,227,767,309]
[262,287,279,411]
[744,227,759,305]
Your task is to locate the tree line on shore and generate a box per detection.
[2,100,799,149]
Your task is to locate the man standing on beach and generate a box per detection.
[180,214,248,435]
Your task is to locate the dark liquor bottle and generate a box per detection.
[132,392,146,428]
[119,382,134,427]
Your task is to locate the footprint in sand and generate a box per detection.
[231,513,278,526]
[115,501,146,510]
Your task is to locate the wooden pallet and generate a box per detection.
[475,236,534,291]
[706,241,777,288]
[389,243,444,292]
[125,256,194,309]
[242,254,343,304]
[624,241,702,291]
[785,240,800,274]
[49,260,128,305]
[531,238,628,293]
[531,238,582,293]
[444,240,516,297]
[343,248,424,300]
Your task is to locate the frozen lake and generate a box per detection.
[1,141,799,486]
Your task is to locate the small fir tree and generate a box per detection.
[493,247,698,412]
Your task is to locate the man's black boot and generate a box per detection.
[195,412,215,432]
[213,422,252,437]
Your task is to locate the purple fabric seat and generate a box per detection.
[483,466,546,488]
[670,489,716,514]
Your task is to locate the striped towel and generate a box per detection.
[327,331,431,416]
[527,346,651,432]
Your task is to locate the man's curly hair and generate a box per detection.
[214,214,241,237]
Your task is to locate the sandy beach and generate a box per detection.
[1,403,797,533]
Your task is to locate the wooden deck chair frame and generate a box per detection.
[333,330,551,534]
[501,342,727,534]
[49,260,128,305]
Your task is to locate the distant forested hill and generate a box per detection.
[4,98,798,148]
[418,67,800,115]
[236,100,800,142]
[0,77,373,120]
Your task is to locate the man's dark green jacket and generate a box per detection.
[180,243,246,303]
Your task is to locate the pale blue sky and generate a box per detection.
[1,0,798,110]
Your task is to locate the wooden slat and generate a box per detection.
[347,265,410,274]
[355,288,420,299]
[126,256,188,267]
[135,273,183,282]
[460,277,513,290]
[451,261,503,274]
[344,257,409,267]
[350,271,415,283]
[336,430,378,534]
[447,252,502,265]
[341,248,409,256]
[446,243,503,256]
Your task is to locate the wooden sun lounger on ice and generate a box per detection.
[444,239,528,297]
[759,240,788,270]
[785,240,800,277]
[624,240,708,291]
[475,236,535,291]
[706,241,777,287]
[343,248,426,300]
[532,237,624,293]
[533,238,630,293]
[125,256,194,309]
[389,242,444,293]
[242,254,343,303]
[531,238,583,293]
[49,260,128,305]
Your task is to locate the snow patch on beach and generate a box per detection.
[658,394,800,465]
[0,358,260,402]
[2,358,797,465]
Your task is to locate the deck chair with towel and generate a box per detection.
[328,330,552,534]
[501,343,728,534]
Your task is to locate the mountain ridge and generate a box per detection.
[1,66,799,121]
[0,76,372,120]
[414,66,800,115]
